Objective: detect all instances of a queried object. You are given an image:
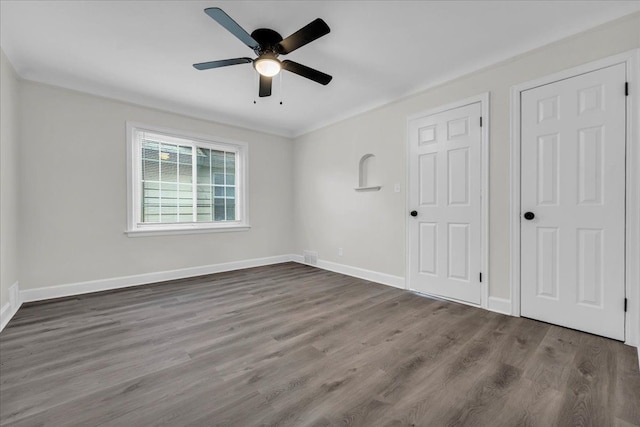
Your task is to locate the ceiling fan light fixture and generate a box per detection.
[254,55,281,77]
[195,8,332,97]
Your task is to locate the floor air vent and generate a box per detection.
[303,250,318,265]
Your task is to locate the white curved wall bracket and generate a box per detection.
[355,153,381,192]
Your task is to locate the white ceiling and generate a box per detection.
[2,1,639,137]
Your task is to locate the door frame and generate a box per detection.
[509,49,640,346]
[406,93,490,309]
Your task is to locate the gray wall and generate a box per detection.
[1,49,20,311]
[17,81,294,291]
[292,12,640,299]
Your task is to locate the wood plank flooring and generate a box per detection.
[1,262,639,426]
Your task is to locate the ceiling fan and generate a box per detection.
[193,7,332,98]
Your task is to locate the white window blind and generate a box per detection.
[127,124,249,235]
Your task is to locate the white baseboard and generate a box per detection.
[291,255,406,289]
[0,303,11,331]
[1,281,21,332]
[13,254,406,315]
[20,255,293,303]
[487,296,512,315]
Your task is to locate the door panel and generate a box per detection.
[520,63,626,340]
[409,102,482,304]
[419,223,437,275]
[536,227,559,299]
[419,154,437,205]
[448,223,469,280]
[536,134,559,205]
[448,148,470,205]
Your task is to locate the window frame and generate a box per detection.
[126,122,250,236]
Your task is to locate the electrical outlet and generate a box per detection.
[338,247,343,256]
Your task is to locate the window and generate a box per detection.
[126,123,249,235]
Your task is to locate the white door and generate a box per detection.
[409,102,482,304]
[520,63,626,340]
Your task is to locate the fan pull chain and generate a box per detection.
[279,71,283,105]
[253,71,257,104]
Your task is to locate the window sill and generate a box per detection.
[125,224,251,237]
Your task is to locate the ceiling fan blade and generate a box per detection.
[204,7,260,50]
[277,18,330,55]
[193,57,253,70]
[281,60,332,85]
[259,75,272,97]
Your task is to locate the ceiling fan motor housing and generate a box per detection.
[251,28,283,56]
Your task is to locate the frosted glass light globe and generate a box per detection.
[254,57,281,77]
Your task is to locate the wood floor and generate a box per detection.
[1,263,639,426]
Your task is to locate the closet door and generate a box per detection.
[520,63,626,340]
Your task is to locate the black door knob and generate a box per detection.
[523,212,535,220]
[410,210,418,217]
